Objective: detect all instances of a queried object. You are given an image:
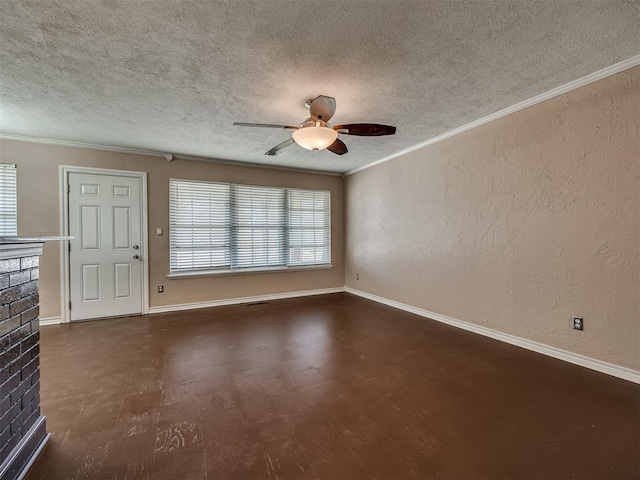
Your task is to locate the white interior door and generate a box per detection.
[68,172,143,321]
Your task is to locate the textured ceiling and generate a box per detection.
[1,1,639,173]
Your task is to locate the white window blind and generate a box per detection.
[0,164,17,237]
[169,180,231,271]
[169,179,331,274]
[232,184,286,268]
[287,189,331,266]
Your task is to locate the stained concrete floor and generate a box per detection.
[26,293,639,479]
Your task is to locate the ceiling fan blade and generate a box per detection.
[309,95,336,122]
[234,122,298,130]
[327,138,348,155]
[333,123,396,136]
[265,138,295,156]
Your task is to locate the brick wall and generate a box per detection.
[0,255,41,461]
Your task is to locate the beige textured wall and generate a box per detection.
[0,140,345,318]
[346,67,639,370]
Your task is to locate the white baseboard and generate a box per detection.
[39,317,61,326]
[52,286,638,383]
[345,287,640,384]
[147,287,345,314]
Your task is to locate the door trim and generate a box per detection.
[60,166,149,323]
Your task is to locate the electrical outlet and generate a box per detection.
[158,285,164,293]
[356,273,360,280]
[572,316,583,331]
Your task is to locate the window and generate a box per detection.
[169,179,330,274]
[287,188,331,266]
[169,180,231,271]
[0,164,17,236]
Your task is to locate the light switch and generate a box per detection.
[156,227,163,236]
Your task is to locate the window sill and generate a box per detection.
[168,264,333,279]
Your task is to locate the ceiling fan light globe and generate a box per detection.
[292,126,338,151]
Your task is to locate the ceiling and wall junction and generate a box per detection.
[2,1,640,173]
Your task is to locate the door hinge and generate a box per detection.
[69,301,72,310]
[68,243,71,252]
[67,184,70,193]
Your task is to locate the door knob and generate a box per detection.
[133,254,140,260]
[133,245,140,250]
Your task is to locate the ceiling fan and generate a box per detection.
[233,95,396,156]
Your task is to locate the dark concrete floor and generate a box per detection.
[26,293,639,479]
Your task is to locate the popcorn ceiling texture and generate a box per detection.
[345,67,640,370]
[1,1,640,173]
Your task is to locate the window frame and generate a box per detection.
[168,179,332,277]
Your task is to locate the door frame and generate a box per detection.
[59,166,150,323]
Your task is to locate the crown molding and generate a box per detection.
[2,54,638,179]
[345,54,640,176]
[0,133,342,177]
[0,133,165,158]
